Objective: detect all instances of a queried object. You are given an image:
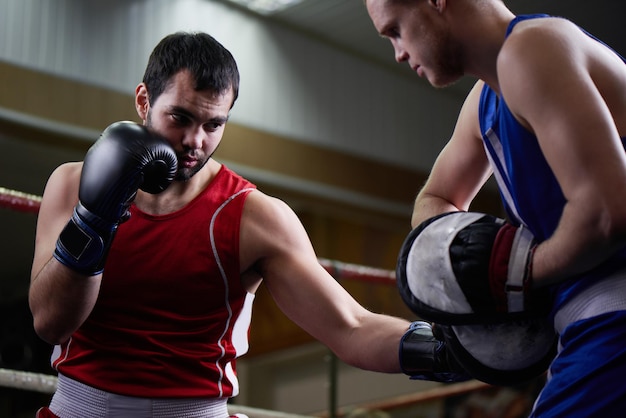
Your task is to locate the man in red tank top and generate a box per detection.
[30,32,468,417]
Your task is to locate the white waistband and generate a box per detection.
[50,374,230,418]
[554,268,626,335]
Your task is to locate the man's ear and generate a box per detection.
[135,83,150,122]
[429,0,446,13]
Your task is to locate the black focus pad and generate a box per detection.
[397,212,502,324]
[439,319,557,386]
[396,211,543,324]
[449,214,503,314]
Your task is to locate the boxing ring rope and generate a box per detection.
[316,380,490,418]
[0,368,313,418]
[0,187,42,214]
[0,186,398,286]
[0,367,57,394]
[0,186,489,416]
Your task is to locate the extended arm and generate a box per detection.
[240,191,468,380]
[240,191,407,371]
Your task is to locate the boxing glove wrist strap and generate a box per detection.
[399,321,470,383]
[53,204,118,276]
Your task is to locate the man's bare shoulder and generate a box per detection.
[239,189,314,272]
[242,190,299,232]
[42,161,83,203]
[500,16,584,67]
[49,161,83,182]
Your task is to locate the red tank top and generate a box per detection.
[52,165,257,398]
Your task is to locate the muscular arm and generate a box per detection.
[412,82,493,228]
[29,163,101,345]
[499,18,626,286]
[240,191,410,372]
[30,123,176,344]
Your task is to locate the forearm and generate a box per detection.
[412,191,463,229]
[531,202,626,287]
[28,123,175,344]
[340,315,471,382]
[333,312,408,373]
[29,258,101,345]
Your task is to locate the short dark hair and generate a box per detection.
[142,32,240,108]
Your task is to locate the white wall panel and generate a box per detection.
[0,0,463,171]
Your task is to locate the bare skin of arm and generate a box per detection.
[498,18,626,286]
[411,81,493,229]
[29,163,102,345]
[413,17,626,288]
[31,168,411,370]
[240,190,409,372]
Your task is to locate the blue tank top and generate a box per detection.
[478,14,626,313]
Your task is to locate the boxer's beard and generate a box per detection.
[425,27,464,88]
[176,151,210,182]
[146,111,211,182]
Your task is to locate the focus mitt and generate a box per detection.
[397,211,550,324]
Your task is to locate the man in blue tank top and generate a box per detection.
[366,0,626,416]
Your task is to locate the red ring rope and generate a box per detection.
[0,187,397,285]
[0,187,42,214]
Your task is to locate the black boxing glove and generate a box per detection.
[53,121,178,275]
[397,212,550,325]
[399,321,471,383]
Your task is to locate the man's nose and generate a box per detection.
[395,47,409,63]
[183,128,204,150]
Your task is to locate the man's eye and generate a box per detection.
[205,123,222,132]
[172,114,189,124]
[388,28,400,39]
[384,26,400,39]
